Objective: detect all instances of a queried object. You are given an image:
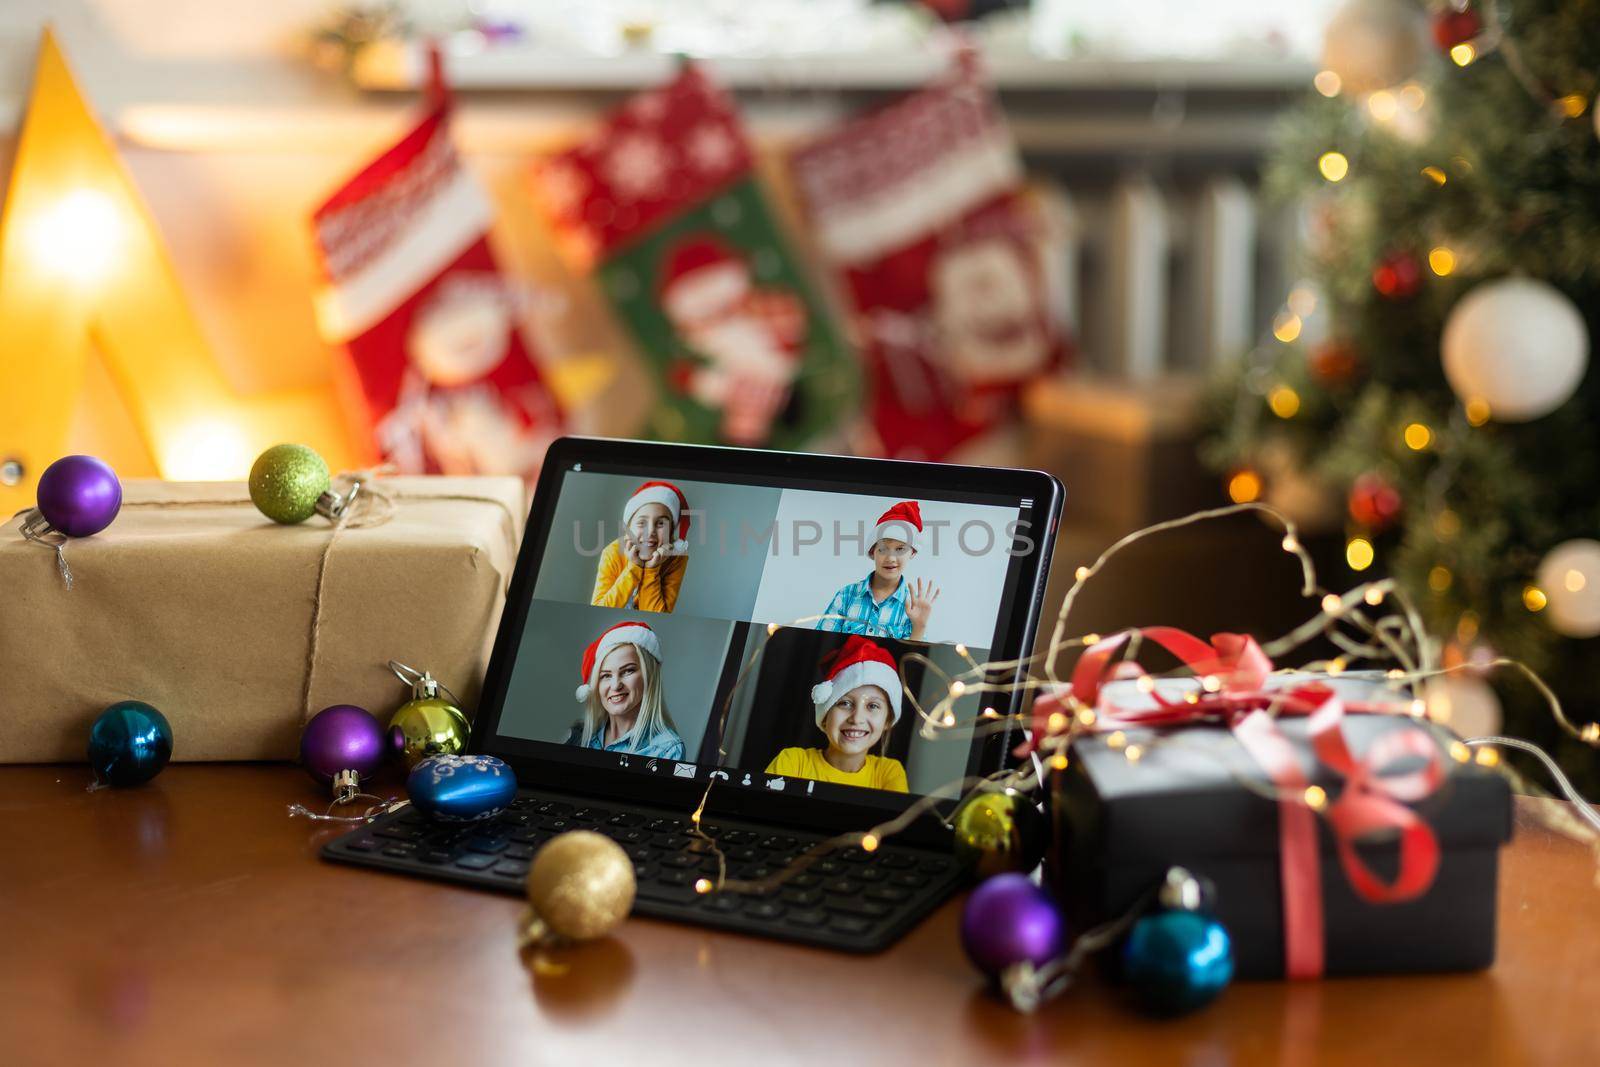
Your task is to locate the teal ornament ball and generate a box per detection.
[88,700,173,787]
[249,443,331,524]
[1122,909,1235,1016]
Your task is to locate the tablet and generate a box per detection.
[471,437,1062,845]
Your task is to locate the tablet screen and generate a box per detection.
[485,450,1052,813]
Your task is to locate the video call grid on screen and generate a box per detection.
[498,459,1042,807]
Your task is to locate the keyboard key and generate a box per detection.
[782,889,824,907]
[891,872,931,889]
[505,844,536,860]
[342,837,378,852]
[866,886,911,904]
[454,853,497,871]
[636,879,697,903]
[742,901,786,921]
[827,897,891,919]
[534,801,573,815]
[616,829,650,844]
[660,853,701,869]
[655,869,693,887]
[856,866,887,883]
[789,874,822,890]
[418,849,455,865]
[919,856,954,873]
[825,879,862,896]
[828,916,874,936]
[374,825,422,841]
[465,836,508,854]
[880,853,917,869]
[652,834,691,850]
[758,835,797,852]
[786,909,827,928]
[381,844,416,859]
[540,818,572,833]
[492,860,529,878]
[813,860,844,876]
[510,828,549,845]
[570,808,604,822]
[720,830,756,846]
[703,895,740,913]
[838,848,870,864]
[607,813,643,827]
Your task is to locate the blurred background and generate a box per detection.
[1,1,1595,785]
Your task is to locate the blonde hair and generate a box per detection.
[819,685,895,757]
[581,642,680,748]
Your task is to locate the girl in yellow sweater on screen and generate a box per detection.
[592,480,689,612]
[766,636,909,793]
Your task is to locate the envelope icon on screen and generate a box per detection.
[673,762,696,778]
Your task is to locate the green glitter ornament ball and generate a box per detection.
[249,443,331,524]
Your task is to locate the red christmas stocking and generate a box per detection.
[312,99,560,480]
[790,54,1070,461]
[535,64,854,449]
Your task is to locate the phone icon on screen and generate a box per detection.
[709,770,730,781]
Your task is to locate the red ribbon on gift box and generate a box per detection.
[1034,628,1445,978]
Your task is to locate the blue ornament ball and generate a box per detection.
[88,700,173,787]
[1122,909,1235,1016]
[407,754,517,822]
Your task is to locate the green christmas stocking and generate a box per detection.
[535,64,855,448]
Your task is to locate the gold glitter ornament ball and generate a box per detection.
[387,697,470,770]
[525,831,636,941]
[248,443,331,524]
[951,787,1048,877]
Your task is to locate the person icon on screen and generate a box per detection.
[564,621,685,760]
[766,636,908,793]
[592,480,690,612]
[817,501,940,641]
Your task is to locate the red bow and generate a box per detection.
[1038,628,1444,978]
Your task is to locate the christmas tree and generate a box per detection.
[1206,0,1600,788]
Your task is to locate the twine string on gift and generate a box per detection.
[15,508,74,589]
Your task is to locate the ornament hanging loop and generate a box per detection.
[315,478,361,522]
[389,659,460,705]
[18,508,74,589]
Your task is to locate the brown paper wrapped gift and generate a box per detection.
[1,477,524,762]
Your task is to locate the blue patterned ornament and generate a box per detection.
[1121,908,1234,1016]
[406,754,517,822]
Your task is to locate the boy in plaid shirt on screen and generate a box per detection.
[817,501,941,642]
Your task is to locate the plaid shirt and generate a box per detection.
[817,573,912,640]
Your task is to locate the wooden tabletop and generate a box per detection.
[3,764,1597,1066]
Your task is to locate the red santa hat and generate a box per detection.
[872,500,923,552]
[811,636,902,725]
[576,621,663,703]
[624,480,690,555]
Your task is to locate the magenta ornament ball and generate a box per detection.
[960,873,1067,979]
[299,704,387,785]
[36,455,122,537]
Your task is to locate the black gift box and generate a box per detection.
[1053,679,1513,979]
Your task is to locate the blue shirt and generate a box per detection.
[582,726,685,761]
[817,572,912,640]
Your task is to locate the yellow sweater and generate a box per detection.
[765,747,909,793]
[591,539,686,612]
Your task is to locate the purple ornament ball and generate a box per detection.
[960,873,1066,979]
[300,704,386,785]
[37,455,122,537]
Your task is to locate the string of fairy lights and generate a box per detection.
[682,501,1600,902]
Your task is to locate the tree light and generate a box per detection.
[1227,469,1262,504]
[1268,386,1301,419]
[1429,565,1453,593]
[1464,397,1491,425]
[1318,151,1350,182]
[1450,43,1477,66]
[1367,91,1398,122]
[1403,423,1432,450]
[1523,584,1548,612]
[1421,166,1447,186]
[1313,70,1342,97]
[1346,537,1375,571]
[1428,246,1455,275]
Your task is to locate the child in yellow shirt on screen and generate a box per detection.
[766,636,909,793]
[592,480,689,612]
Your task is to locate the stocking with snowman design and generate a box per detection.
[312,94,561,481]
[534,63,855,448]
[790,51,1070,461]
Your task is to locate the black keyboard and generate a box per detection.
[322,791,967,952]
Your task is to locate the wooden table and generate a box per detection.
[3,765,1597,1066]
